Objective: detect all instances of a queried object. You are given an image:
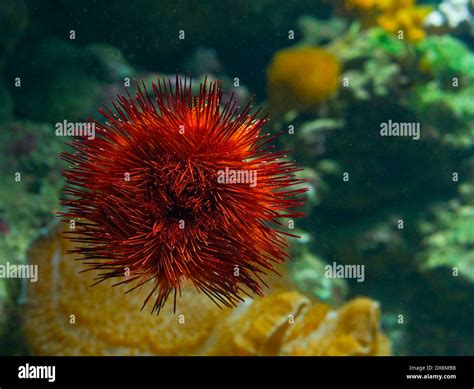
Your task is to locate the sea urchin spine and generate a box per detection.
[60,76,306,314]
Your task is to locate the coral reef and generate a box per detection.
[425,0,474,38]
[343,0,432,42]
[281,297,390,356]
[0,42,140,337]
[23,225,389,356]
[411,35,474,148]
[0,120,66,345]
[0,32,121,341]
[418,202,474,283]
[0,121,65,267]
[376,5,432,42]
[266,14,474,355]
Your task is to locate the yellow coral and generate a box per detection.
[345,0,432,42]
[23,225,390,356]
[204,291,311,355]
[281,298,390,356]
[24,225,223,356]
[345,0,402,12]
[377,5,432,41]
[266,47,340,112]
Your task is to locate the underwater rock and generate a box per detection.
[23,225,390,356]
[266,47,340,112]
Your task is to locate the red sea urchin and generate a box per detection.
[60,76,306,314]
